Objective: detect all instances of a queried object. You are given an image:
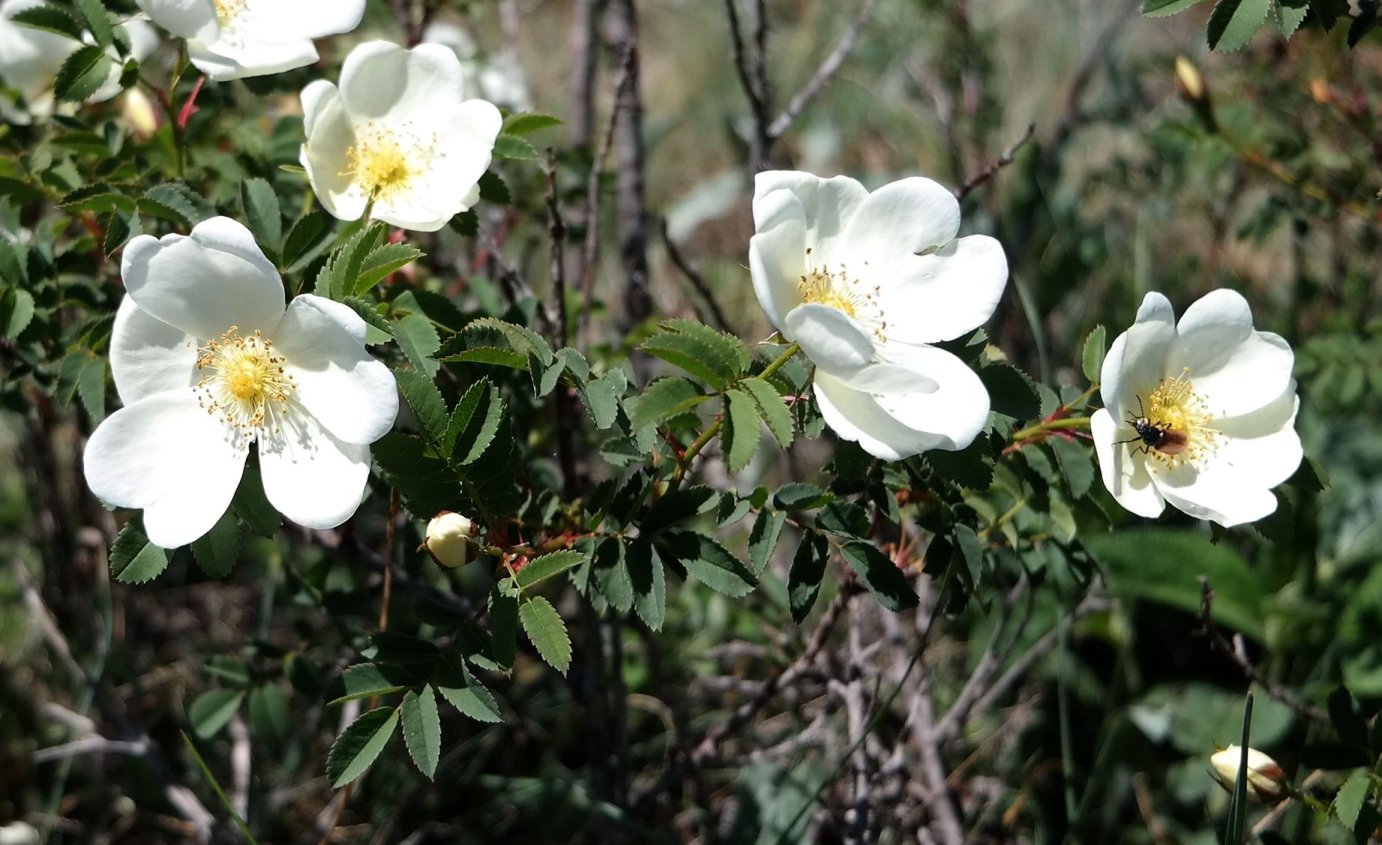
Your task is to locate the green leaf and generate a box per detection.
[493,134,539,160]
[436,658,503,723]
[396,369,449,447]
[442,378,498,463]
[240,177,282,254]
[1332,771,1371,830]
[1048,436,1095,498]
[231,461,279,538]
[640,329,742,390]
[678,534,756,598]
[723,388,761,473]
[0,239,28,286]
[60,183,136,215]
[191,509,240,579]
[519,596,571,675]
[477,171,510,204]
[502,112,564,135]
[1207,0,1271,50]
[978,363,1041,422]
[391,309,441,378]
[642,486,717,537]
[1084,528,1265,639]
[1142,0,1212,14]
[352,242,423,295]
[1081,325,1106,383]
[489,588,519,672]
[53,45,113,103]
[327,663,415,706]
[400,686,442,779]
[774,483,834,511]
[188,689,244,739]
[0,288,35,339]
[1224,695,1253,844]
[739,377,794,447]
[748,509,787,577]
[788,531,829,624]
[248,684,290,745]
[590,538,634,614]
[10,5,85,40]
[627,377,708,429]
[139,183,208,227]
[625,540,666,631]
[579,370,624,429]
[327,706,400,788]
[840,541,919,612]
[73,0,115,48]
[515,549,587,590]
[282,210,333,272]
[110,520,170,583]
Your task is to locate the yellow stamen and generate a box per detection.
[344,124,435,202]
[213,0,246,25]
[795,250,887,339]
[1142,369,1220,467]
[195,327,295,448]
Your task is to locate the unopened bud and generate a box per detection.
[1209,745,1287,803]
[1175,55,1206,102]
[121,87,161,140]
[422,511,474,568]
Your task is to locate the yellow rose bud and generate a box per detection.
[1175,55,1206,103]
[121,88,161,141]
[1209,745,1287,804]
[422,511,475,568]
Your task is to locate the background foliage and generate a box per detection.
[1,0,1381,843]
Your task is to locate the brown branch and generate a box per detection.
[1197,578,1328,723]
[953,122,1035,201]
[767,0,876,143]
[660,219,734,334]
[630,583,861,815]
[14,560,216,842]
[724,0,772,168]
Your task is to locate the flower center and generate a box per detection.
[213,0,246,25]
[344,123,436,202]
[1135,370,1221,468]
[796,250,886,339]
[195,327,296,449]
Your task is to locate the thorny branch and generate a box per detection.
[954,122,1036,201]
[1197,578,1328,723]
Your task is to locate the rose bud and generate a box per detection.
[422,511,475,568]
[1209,745,1287,803]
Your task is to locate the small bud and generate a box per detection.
[121,88,161,141]
[422,511,474,568]
[1175,55,1207,103]
[1209,745,1287,804]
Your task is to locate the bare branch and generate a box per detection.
[1198,579,1328,723]
[660,219,734,334]
[767,0,876,143]
[954,122,1036,201]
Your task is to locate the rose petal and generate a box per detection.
[340,41,464,122]
[748,205,807,332]
[838,176,960,261]
[1091,407,1165,519]
[784,303,874,375]
[1169,290,1293,418]
[752,171,867,258]
[872,234,1008,344]
[83,390,247,548]
[134,0,218,42]
[870,343,991,451]
[300,83,368,223]
[1100,292,1175,420]
[258,411,372,530]
[189,35,319,82]
[110,297,198,405]
[272,295,398,445]
[121,217,286,340]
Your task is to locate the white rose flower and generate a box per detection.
[300,40,502,232]
[83,217,400,549]
[0,0,158,123]
[134,0,364,81]
[1091,290,1301,527]
[749,171,1008,460]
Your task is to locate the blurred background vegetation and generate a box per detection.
[2,0,1381,842]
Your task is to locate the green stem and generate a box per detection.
[181,731,261,845]
[678,342,801,473]
[1010,415,1092,443]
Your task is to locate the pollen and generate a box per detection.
[213,0,246,25]
[195,327,296,449]
[796,250,887,339]
[1142,369,1220,468]
[344,123,435,201]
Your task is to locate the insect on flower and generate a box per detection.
[1119,395,1188,456]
